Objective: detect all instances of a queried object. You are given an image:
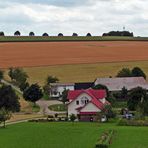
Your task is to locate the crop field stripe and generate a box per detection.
[1,41,148,68]
[1,36,148,42]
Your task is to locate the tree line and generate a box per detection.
[0,30,134,37]
[0,31,93,37]
[102,31,134,37]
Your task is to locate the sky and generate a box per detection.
[0,0,148,36]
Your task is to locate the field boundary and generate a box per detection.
[1,36,148,42]
[2,59,148,70]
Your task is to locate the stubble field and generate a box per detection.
[1,41,148,68]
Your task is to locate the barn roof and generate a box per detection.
[94,77,148,91]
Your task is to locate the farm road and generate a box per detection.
[1,79,22,94]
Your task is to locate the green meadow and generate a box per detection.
[0,122,148,148]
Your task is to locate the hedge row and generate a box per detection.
[28,117,68,123]
[95,130,115,148]
[118,119,148,126]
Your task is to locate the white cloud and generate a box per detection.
[0,0,148,36]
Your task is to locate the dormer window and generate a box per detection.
[81,96,89,105]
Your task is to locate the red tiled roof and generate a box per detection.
[68,89,108,112]
[91,98,104,110]
[67,89,106,101]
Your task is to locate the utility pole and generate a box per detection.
[123,26,125,31]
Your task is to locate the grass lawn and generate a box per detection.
[32,103,40,112]
[0,122,148,148]
[48,104,67,111]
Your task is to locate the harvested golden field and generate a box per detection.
[13,61,148,85]
[1,41,148,68]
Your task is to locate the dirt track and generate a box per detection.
[0,41,148,68]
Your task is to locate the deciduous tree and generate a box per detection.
[0,85,20,112]
[42,33,49,36]
[14,31,21,36]
[72,33,78,36]
[127,87,146,110]
[0,108,11,128]
[86,33,92,36]
[116,68,132,77]
[29,32,35,36]
[23,84,43,105]
[0,85,20,127]
[61,89,69,104]
[8,68,28,89]
[0,31,4,36]
[70,114,76,122]
[0,70,4,83]
[46,75,59,85]
[58,33,63,37]
[131,67,146,79]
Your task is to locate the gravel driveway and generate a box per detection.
[36,100,66,115]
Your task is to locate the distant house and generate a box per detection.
[50,83,75,98]
[67,89,109,121]
[50,82,93,98]
[94,77,148,92]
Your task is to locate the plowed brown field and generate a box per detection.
[0,41,148,68]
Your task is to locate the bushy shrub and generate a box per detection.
[28,118,55,122]
[118,119,148,126]
[95,130,115,148]
[47,115,54,118]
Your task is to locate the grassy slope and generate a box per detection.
[0,122,148,148]
[4,60,147,86]
[1,36,148,42]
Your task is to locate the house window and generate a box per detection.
[85,100,89,104]
[76,100,79,105]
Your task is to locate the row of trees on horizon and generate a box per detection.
[0,31,134,37]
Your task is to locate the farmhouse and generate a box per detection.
[50,82,93,98]
[94,77,148,92]
[67,89,109,121]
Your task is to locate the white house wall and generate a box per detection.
[68,93,92,116]
[80,102,101,112]
[100,98,106,104]
[51,85,74,97]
